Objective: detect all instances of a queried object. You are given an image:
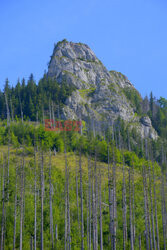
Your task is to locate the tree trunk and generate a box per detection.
[65,147,71,249]
[139,235,141,250]
[94,149,98,250]
[99,170,103,250]
[79,150,84,250]
[88,156,91,250]
[13,166,18,250]
[142,165,149,250]
[149,164,156,250]
[49,150,54,249]
[7,134,10,201]
[129,167,134,250]
[153,163,160,250]
[1,155,5,250]
[122,157,127,250]
[75,154,80,230]
[112,162,116,250]
[161,172,166,250]
[34,149,37,250]
[55,224,58,249]
[40,150,44,250]
[132,162,135,246]
[20,158,24,250]
[108,145,113,248]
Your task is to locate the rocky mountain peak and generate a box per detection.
[53,39,98,62]
[47,40,157,139]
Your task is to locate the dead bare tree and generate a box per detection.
[145,139,152,250]
[40,150,44,250]
[112,162,116,250]
[64,146,71,250]
[122,156,127,250]
[132,161,135,246]
[112,127,116,250]
[92,163,96,249]
[75,153,80,230]
[127,131,135,250]
[161,171,166,250]
[94,148,98,250]
[119,131,127,250]
[20,157,24,250]
[1,155,5,250]
[55,224,58,248]
[129,166,134,250]
[79,150,84,250]
[139,235,141,250]
[148,163,156,250]
[13,166,18,250]
[142,165,149,250]
[99,169,103,250]
[49,150,54,249]
[161,146,167,250]
[34,148,37,250]
[153,162,160,250]
[108,143,113,248]
[87,188,89,249]
[7,133,10,201]
[88,155,92,250]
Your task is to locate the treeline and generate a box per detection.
[0,124,166,249]
[0,74,75,121]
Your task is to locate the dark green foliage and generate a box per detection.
[123,87,142,114]
[0,74,75,122]
[144,93,167,138]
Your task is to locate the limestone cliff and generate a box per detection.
[48,39,157,139]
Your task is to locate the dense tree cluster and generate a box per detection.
[123,87,167,139]
[142,92,167,138]
[0,74,75,121]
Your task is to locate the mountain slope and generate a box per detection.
[48,40,157,139]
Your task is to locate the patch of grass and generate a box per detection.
[79,88,96,98]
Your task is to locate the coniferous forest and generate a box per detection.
[0,76,167,249]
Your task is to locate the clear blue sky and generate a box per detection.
[0,0,167,98]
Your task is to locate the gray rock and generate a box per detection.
[48,40,158,139]
[140,116,152,127]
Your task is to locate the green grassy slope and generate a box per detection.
[0,144,164,249]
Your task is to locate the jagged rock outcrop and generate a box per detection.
[48,39,158,139]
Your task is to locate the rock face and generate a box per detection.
[140,116,152,127]
[48,39,158,139]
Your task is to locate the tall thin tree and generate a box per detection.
[40,150,44,250]
[13,166,18,250]
[79,150,84,250]
[49,150,54,249]
[1,155,5,250]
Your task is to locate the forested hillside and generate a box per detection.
[0,119,166,249]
